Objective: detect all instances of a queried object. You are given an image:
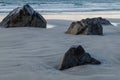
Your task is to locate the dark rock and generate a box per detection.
[82,17,111,25]
[0,4,47,28]
[66,17,111,35]
[59,45,101,70]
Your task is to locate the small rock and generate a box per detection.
[59,45,101,70]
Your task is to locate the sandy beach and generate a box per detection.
[44,12,120,20]
[0,12,120,80]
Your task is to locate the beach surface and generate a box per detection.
[0,12,120,80]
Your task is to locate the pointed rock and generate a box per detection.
[59,45,101,70]
[0,4,47,28]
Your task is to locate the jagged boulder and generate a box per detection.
[0,4,47,28]
[81,17,111,25]
[66,17,111,35]
[59,45,101,70]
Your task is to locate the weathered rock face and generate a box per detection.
[66,17,111,35]
[59,45,101,70]
[81,17,111,25]
[0,4,47,28]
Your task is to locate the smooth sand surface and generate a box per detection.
[0,12,120,80]
[43,12,120,20]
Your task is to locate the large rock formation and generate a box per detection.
[59,45,101,70]
[66,17,111,35]
[0,4,47,28]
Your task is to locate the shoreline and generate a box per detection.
[44,11,120,21]
[0,11,120,21]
